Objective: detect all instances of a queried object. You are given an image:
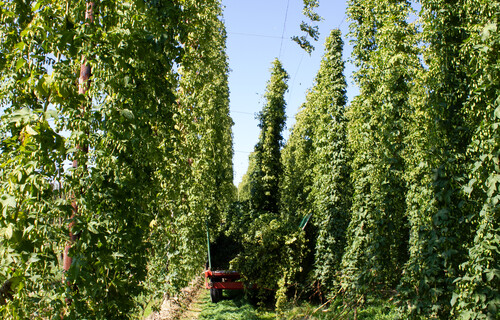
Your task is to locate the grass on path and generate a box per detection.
[181,288,399,320]
[195,290,275,320]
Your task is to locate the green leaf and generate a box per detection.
[25,125,38,136]
[16,58,26,71]
[1,194,16,216]
[120,109,134,120]
[481,23,497,41]
[44,109,58,119]
[32,0,42,12]
[14,41,26,51]
[5,224,13,239]
[450,293,458,306]
[486,269,499,281]
[112,252,124,259]
[27,254,40,264]
[488,302,497,316]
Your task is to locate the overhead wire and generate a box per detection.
[338,14,347,29]
[286,12,348,119]
[231,110,255,116]
[229,32,283,39]
[279,0,291,59]
[287,51,306,105]
[230,8,350,184]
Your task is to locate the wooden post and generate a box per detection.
[63,0,94,299]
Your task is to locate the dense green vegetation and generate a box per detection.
[1,0,498,319]
[233,1,499,319]
[0,0,232,318]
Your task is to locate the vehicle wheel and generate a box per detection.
[217,288,223,301]
[210,288,221,303]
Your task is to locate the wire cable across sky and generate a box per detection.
[278,0,291,58]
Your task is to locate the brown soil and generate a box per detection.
[145,277,206,320]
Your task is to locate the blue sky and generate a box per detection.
[222,0,359,186]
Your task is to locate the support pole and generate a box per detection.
[206,220,212,270]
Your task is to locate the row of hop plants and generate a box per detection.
[233,1,498,319]
[0,0,233,319]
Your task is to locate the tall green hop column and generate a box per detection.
[399,0,478,318]
[341,0,418,295]
[250,58,289,214]
[279,29,351,297]
[309,29,351,294]
[158,0,234,291]
[451,1,499,318]
[280,104,314,228]
[230,59,290,300]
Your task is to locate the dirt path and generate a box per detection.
[146,280,275,320]
[145,277,205,320]
[178,289,208,320]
